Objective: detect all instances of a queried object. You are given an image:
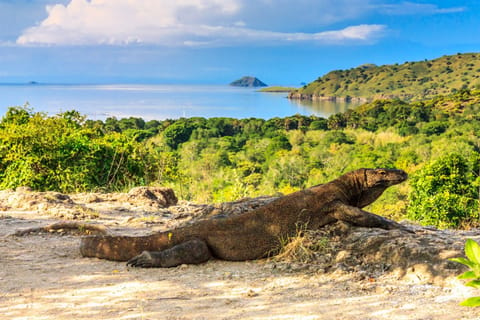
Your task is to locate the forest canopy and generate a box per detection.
[1,89,480,228]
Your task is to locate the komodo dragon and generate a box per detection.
[80,168,412,268]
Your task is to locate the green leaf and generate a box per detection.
[465,239,480,265]
[460,296,480,307]
[450,257,476,269]
[466,280,480,289]
[458,270,477,279]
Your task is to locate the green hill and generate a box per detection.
[289,53,480,102]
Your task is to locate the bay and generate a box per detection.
[0,84,359,120]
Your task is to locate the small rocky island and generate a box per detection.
[230,76,267,87]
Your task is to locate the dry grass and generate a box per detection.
[353,129,408,147]
[274,226,330,263]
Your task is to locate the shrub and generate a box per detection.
[0,107,158,192]
[309,120,328,130]
[162,121,194,149]
[420,121,449,135]
[407,153,479,228]
[324,131,354,145]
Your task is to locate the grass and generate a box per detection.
[259,86,297,93]
[274,225,331,263]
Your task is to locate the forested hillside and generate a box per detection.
[1,90,480,228]
[289,53,480,102]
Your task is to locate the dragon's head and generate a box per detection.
[349,168,408,208]
[364,168,408,188]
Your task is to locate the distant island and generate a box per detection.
[289,52,480,102]
[230,76,267,87]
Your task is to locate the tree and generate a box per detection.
[118,117,145,131]
[407,153,479,228]
[1,105,33,125]
[420,121,448,135]
[309,119,328,130]
[0,110,154,192]
[327,113,347,130]
[162,121,194,149]
[265,135,292,160]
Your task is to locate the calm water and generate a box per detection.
[0,84,359,120]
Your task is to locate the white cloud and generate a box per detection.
[375,1,465,15]
[17,0,386,46]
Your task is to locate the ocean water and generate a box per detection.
[0,84,359,120]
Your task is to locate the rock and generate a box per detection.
[303,222,479,285]
[127,187,178,208]
[16,186,33,192]
[83,194,102,203]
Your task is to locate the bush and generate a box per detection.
[420,121,449,135]
[407,153,479,228]
[309,120,328,130]
[0,107,159,192]
[162,121,194,149]
[324,131,354,145]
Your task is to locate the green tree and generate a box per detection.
[407,153,479,228]
[420,121,449,135]
[162,121,194,149]
[0,110,155,192]
[1,105,34,125]
[309,119,328,130]
[265,135,292,158]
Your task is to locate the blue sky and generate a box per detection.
[0,0,479,85]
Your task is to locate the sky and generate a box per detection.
[0,0,479,85]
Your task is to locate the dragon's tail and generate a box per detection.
[80,232,171,261]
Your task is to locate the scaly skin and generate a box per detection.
[80,168,412,267]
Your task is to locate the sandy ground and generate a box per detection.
[1,192,480,320]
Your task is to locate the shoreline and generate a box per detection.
[288,92,371,103]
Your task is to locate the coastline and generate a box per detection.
[288,92,370,103]
[288,92,417,103]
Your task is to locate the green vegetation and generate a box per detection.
[2,89,480,228]
[407,153,480,228]
[451,239,480,307]
[0,107,167,192]
[290,53,480,101]
[259,86,297,93]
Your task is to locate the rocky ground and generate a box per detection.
[1,187,479,320]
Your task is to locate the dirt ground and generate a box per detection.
[1,189,480,320]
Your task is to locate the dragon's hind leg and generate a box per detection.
[126,238,212,268]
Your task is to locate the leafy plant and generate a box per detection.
[450,239,480,306]
[407,153,479,228]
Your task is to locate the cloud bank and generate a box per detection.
[16,0,386,46]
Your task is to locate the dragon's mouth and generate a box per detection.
[373,172,408,187]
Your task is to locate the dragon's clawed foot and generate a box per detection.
[126,251,155,268]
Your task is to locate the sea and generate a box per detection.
[0,84,360,120]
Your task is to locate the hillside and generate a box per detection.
[289,52,480,102]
